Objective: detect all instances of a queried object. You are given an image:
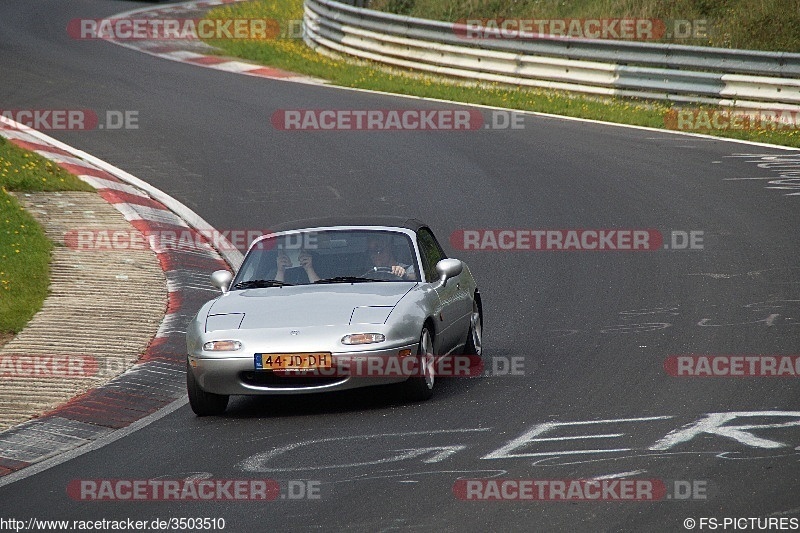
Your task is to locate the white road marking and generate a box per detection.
[239,429,490,472]
[324,469,508,484]
[482,416,673,460]
[590,470,647,480]
[530,450,795,467]
[649,412,800,451]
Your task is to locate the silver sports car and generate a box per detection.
[186,217,482,416]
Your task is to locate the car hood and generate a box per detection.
[206,283,415,330]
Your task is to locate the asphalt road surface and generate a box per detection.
[2,1,799,531]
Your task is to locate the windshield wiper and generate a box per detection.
[314,276,372,284]
[232,279,294,289]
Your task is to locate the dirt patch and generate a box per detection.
[0,332,14,350]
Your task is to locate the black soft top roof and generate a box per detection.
[268,216,428,233]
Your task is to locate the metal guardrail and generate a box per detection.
[304,0,800,110]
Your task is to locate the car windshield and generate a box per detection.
[232,229,420,288]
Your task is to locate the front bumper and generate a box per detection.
[188,343,418,395]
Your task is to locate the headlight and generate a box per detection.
[341,333,385,345]
[203,340,242,351]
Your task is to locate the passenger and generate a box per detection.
[275,249,320,283]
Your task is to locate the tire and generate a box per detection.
[464,297,483,357]
[401,327,435,401]
[187,363,229,416]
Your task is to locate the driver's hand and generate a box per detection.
[391,265,406,277]
[276,253,291,272]
[298,251,313,271]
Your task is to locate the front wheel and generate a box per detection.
[464,297,482,357]
[401,327,435,401]
[187,363,229,416]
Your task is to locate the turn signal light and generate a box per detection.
[341,333,385,345]
[203,340,242,351]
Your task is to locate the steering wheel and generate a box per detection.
[362,266,400,280]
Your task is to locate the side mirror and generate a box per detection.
[435,258,463,287]
[210,270,233,293]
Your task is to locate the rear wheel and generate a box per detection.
[401,327,435,401]
[187,363,229,416]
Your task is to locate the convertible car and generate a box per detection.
[186,217,482,415]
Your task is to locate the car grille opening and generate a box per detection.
[239,371,347,388]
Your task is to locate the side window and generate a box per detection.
[417,228,446,282]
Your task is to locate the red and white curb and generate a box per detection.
[0,117,237,478]
[102,0,324,85]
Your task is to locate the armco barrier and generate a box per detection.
[304,0,800,110]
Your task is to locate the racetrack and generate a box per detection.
[1,1,799,531]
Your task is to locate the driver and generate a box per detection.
[366,235,416,280]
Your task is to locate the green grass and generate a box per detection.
[0,137,93,334]
[371,0,800,52]
[203,0,800,148]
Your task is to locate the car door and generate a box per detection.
[417,227,468,354]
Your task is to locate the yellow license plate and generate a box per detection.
[255,353,332,370]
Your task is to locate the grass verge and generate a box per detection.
[203,0,799,148]
[0,137,94,335]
